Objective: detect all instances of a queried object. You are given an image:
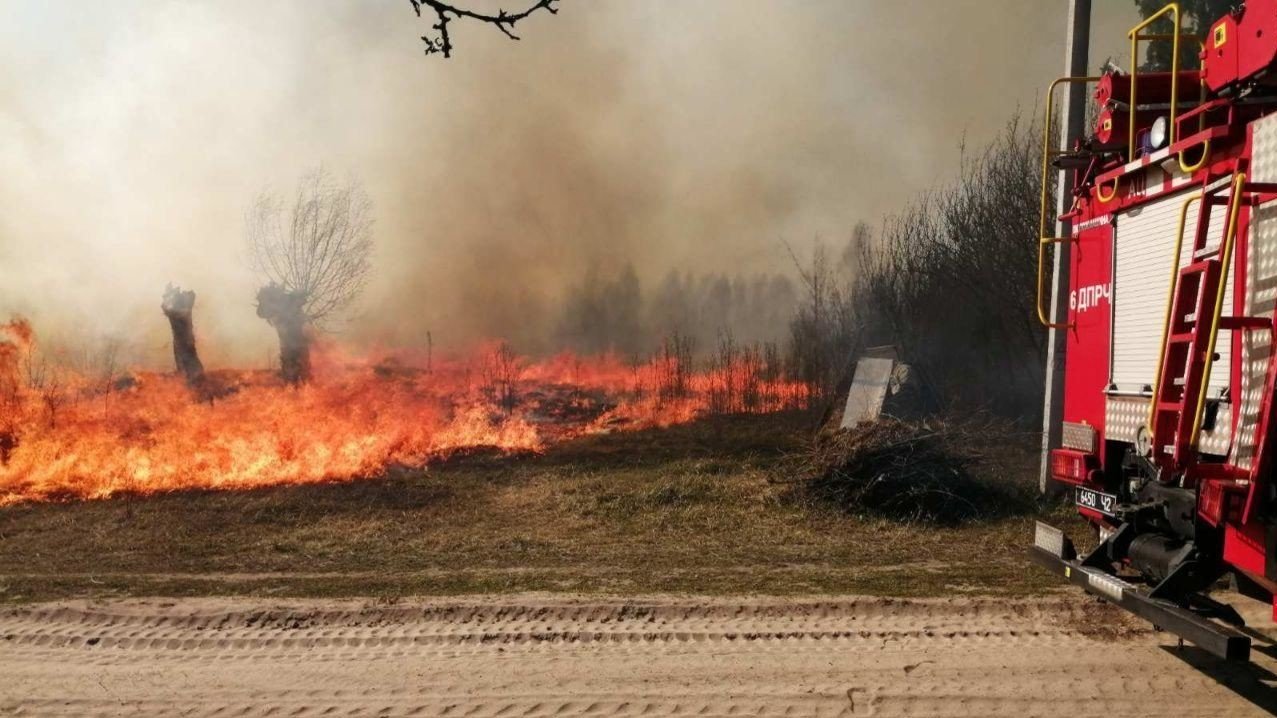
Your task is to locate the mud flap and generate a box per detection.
[1029,522,1251,661]
[1266,521,1277,582]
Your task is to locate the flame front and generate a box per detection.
[0,322,811,505]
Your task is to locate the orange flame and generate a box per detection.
[0,322,810,504]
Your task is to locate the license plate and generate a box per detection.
[1075,487,1118,517]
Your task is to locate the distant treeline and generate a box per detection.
[553,113,1045,421]
[554,265,798,359]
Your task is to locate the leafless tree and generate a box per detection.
[785,232,864,407]
[812,113,1046,419]
[248,169,374,325]
[409,0,559,58]
[247,168,374,383]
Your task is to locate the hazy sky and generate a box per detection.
[0,1,1140,365]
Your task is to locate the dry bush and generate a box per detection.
[706,332,783,414]
[0,322,28,461]
[652,331,694,402]
[789,113,1046,419]
[793,416,1036,525]
[21,345,72,430]
[785,230,864,408]
[479,341,521,413]
[874,115,1044,415]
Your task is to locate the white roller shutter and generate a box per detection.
[1111,185,1234,393]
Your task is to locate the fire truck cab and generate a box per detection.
[1030,1,1277,662]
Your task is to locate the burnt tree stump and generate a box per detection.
[161,284,205,385]
[256,283,311,384]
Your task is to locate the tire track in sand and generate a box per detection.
[0,595,1272,717]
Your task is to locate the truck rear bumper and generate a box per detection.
[1029,522,1250,661]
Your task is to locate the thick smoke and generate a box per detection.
[0,1,1138,367]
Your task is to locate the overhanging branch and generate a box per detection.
[408,0,559,58]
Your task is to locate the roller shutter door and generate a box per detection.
[1111,186,1233,393]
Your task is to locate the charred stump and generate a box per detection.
[0,432,14,464]
[161,284,205,385]
[256,283,311,384]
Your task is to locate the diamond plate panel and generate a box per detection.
[1105,395,1232,457]
[1062,422,1097,452]
[1105,396,1145,447]
[1233,114,1277,469]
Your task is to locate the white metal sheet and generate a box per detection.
[840,357,894,428]
[1111,185,1234,393]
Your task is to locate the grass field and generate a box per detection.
[0,412,1087,602]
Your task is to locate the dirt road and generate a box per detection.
[2,595,1274,717]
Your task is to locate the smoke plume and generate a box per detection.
[0,1,1138,367]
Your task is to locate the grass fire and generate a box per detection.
[0,316,809,505]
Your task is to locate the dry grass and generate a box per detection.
[0,411,1087,603]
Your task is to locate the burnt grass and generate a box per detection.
[0,411,1089,603]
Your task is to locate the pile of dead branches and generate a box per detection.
[796,416,1033,525]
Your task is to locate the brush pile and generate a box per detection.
[800,416,1033,525]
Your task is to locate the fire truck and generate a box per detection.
[1029,1,1277,662]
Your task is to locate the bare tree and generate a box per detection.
[408,0,559,58]
[247,168,374,383]
[815,114,1045,419]
[785,232,863,406]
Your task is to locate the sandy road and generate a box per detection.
[1,595,1274,717]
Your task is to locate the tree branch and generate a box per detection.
[408,0,559,58]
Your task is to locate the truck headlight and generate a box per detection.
[1150,116,1170,150]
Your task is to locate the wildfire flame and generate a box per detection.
[0,320,810,505]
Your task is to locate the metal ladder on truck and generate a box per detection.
[1148,171,1277,477]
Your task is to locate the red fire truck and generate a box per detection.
[1030,1,1277,661]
